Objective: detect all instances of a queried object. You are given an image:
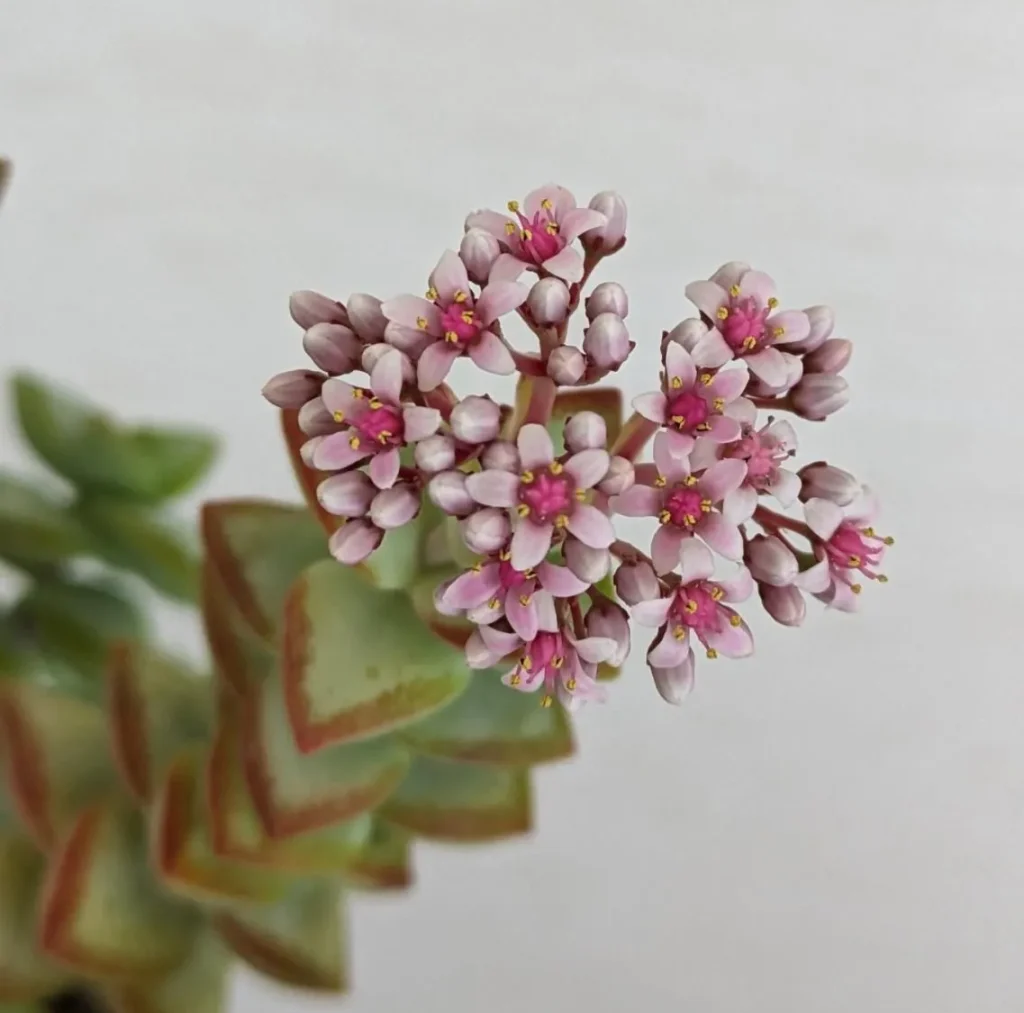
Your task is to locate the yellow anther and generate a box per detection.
[877,574,889,583]
[700,498,713,513]
[673,625,687,640]
[713,397,725,412]
[883,536,895,546]
[729,614,742,627]
[863,526,875,536]
[696,423,712,432]
[575,489,588,502]
[706,648,719,659]
[377,431,392,444]
[658,510,672,525]
[353,388,366,398]
[684,475,698,487]
[716,307,730,320]
[507,200,520,212]
[332,410,345,423]
[545,222,559,235]
[654,476,667,488]
[499,550,512,562]
[684,513,698,526]
[453,290,469,303]
[729,284,741,298]
[699,372,713,386]
[369,397,382,409]
[742,336,758,351]
[516,504,531,517]
[505,221,517,235]
[510,673,522,686]
[470,562,483,573]
[550,461,564,475]
[772,326,785,338]
[522,228,533,241]
[519,593,532,606]
[349,436,361,449]
[848,554,862,567]
[540,695,553,708]
[522,656,533,671]
[520,469,534,483]
[488,597,501,609]
[711,586,724,601]
[850,583,863,594]
[552,656,564,669]
[684,599,698,614]
[444,330,460,343]
[555,514,569,529]
[566,677,577,691]
[540,198,553,210]
[461,311,475,324]
[671,414,686,427]
[670,376,683,389]
[416,316,429,330]
[523,568,536,579]
[767,296,779,309]
[425,286,438,301]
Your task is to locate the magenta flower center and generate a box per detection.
[508,630,582,702]
[353,401,404,449]
[669,583,723,634]
[719,295,772,354]
[497,558,533,591]
[519,465,577,524]
[661,483,711,529]
[508,199,565,265]
[726,429,786,488]
[826,524,884,576]
[439,300,483,349]
[665,390,710,433]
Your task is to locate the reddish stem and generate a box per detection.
[752,505,814,540]
[523,376,557,426]
[423,385,458,420]
[610,412,659,462]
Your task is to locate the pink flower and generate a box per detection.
[312,349,440,489]
[381,250,528,391]
[611,441,747,572]
[632,343,747,461]
[465,184,607,285]
[465,423,614,571]
[805,491,892,612]
[684,268,812,387]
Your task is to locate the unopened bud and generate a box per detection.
[585,601,630,667]
[614,561,660,605]
[433,579,462,617]
[759,583,806,627]
[289,290,348,330]
[427,471,475,516]
[804,338,852,375]
[665,318,708,353]
[461,508,511,554]
[317,471,375,517]
[709,262,751,291]
[564,411,607,453]
[564,538,610,584]
[415,434,456,473]
[370,485,421,530]
[598,456,635,496]
[527,277,570,325]
[261,369,325,409]
[798,463,860,506]
[299,436,323,467]
[788,304,835,354]
[346,293,387,342]
[791,374,850,420]
[362,343,414,384]
[303,323,361,375]
[746,535,799,587]
[459,227,501,284]
[481,440,520,472]
[651,657,695,704]
[582,312,631,371]
[585,281,629,321]
[583,190,627,251]
[328,520,383,565]
[547,345,586,386]
[297,396,340,436]
[384,320,433,359]
[450,396,501,444]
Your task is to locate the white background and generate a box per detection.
[2,1,1023,1010]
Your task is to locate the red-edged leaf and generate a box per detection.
[345,818,413,892]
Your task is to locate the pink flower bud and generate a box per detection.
[585,281,629,321]
[788,305,835,354]
[289,290,348,330]
[297,396,340,436]
[804,338,852,375]
[370,485,421,530]
[759,583,806,627]
[585,601,630,667]
[598,456,635,496]
[798,463,860,506]
[415,434,456,473]
[384,320,433,359]
[317,471,375,517]
[584,191,627,251]
[460,508,511,554]
[791,374,850,420]
[346,293,387,342]
[709,262,750,291]
[746,535,799,587]
[527,277,571,325]
[450,396,501,445]
[665,318,707,353]
[583,313,631,371]
[547,346,586,386]
[300,436,323,467]
[433,579,462,617]
[564,411,607,453]
[459,227,501,284]
[481,440,520,472]
[362,343,414,384]
[261,369,325,409]
[651,657,695,704]
[427,471,475,516]
[303,323,361,375]
[614,561,660,605]
[464,629,498,670]
[328,520,383,564]
[564,538,610,584]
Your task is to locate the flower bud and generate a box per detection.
[328,520,383,564]
[585,281,629,321]
[614,560,660,605]
[758,583,806,627]
[651,657,695,704]
[427,471,476,516]
[564,538,610,584]
[585,601,630,667]
[788,304,835,354]
[415,434,456,473]
[299,436,323,467]
[459,227,501,284]
[563,411,607,453]
[709,262,750,291]
[317,471,376,517]
[527,277,570,325]
[346,293,387,342]
[261,369,325,409]
[297,396,340,436]
[598,456,635,496]
[302,323,361,375]
[370,485,421,530]
[798,463,860,506]
[582,312,631,371]
[289,290,348,330]
[362,343,414,384]
[384,320,433,359]
[450,396,501,445]
[481,440,520,472]
[746,535,799,586]
[804,338,852,375]
[583,191,627,251]
[791,374,850,420]
[665,318,707,353]
[547,346,586,386]
[433,579,462,617]
[460,508,511,554]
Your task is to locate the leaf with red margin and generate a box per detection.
[38,800,200,978]
[0,683,118,850]
[550,387,624,453]
[240,674,410,840]
[214,879,347,992]
[107,641,214,803]
[279,408,341,536]
[380,755,532,842]
[151,748,295,906]
[0,834,68,1001]
[401,670,574,766]
[281,559,470,753]
[345,818,413,892]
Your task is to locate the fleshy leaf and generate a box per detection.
[38,800,200,977]
[215,879,347,992]
[345,818,413,891]
[380,755,532,842]
[281,559,471,752]
[408,566,475,649]
[106,642,214,802]
[401,670,574,766]
[240,675,410,839]
[0,472,92,566]
[549,387,624,454]
[0,683,118,849]
[0,158,10,206]
[280,409,341,536]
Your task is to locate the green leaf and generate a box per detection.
[0,472,92,566]
[281,559,471,752]
[74,497,200,602]
[12,373,217,503]
[362,515,422,591]
[345,818,412,891]
[380,755,532,842]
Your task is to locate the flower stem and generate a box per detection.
[752,505,814,540]
[610,412,658,461]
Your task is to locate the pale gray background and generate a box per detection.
[2,1,1022,1010]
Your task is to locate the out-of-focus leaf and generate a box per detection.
[380,755,532,842]
[106,642,214,802]
[37,800,200,978]
[0,473,91,566]
[279,409,341,536]
[12,374,217,504]
[0,158,11,207]
[75,497,200,602]
[281,559,470,752]
[408,566,475,649]
[345,818,413,892]
[0,683,118,849]
[215,879,347,992]
[549,387,624,454]
[401,670,574,766]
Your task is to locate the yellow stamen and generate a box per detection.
[729,614,742,627]
[522,656,533,671]
[684,599,698,614]
[742,336,758,351]
[552,656,564,669]
[377,431,392,444]
[863,526,875,536]
[425,286,438,301]
[772,326,785,338]
[684,513,698,526]
[523,568,536,579]
[700,498,713,513]
[669,376,683,389]
[850,583,862,594]
[684,475,698,487]
[516,504,531,517]
[416,316,428,330]
[499,550,512,562]
[540,198,553,210]
[566,677,577,691]
[470,562,483,573]
[575,489,588,501]
[444,330,460,343]
[550,461,564,475]
[555,514,569,529]
[696,423,712,432]
[521,469,535,484]
[671,414,686,427]
[877,574,889,583]
[711,586,724,601]
[507,200,520,212]
[545,222,559,235]
[654,476,667,488]
[349,436,360,449]
[453,290,469,304]
[369,397,382,410]
[522,228,533,241]
[540,695,553,708]
[332,410,345,423]
[658,510,672,525]
[519,593,532,606]
[848,554,862,567]
[706,648,719,659]
[767,297,778,309]
[713,397,725,412]
[729,284,741,298]
[510,673,522,686]
[716,307,730,320]
[488,597,501,609]
[504,221,517,235]
[353,388,365,399]
[673,625,687,640]
[699,373,713,386]
[883,536,895,546]
[461,311,475,324]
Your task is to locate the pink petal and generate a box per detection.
[804,498,844,540]
[688,436,721,473]
[845,486,879,527]
[465,209,515,243]
[678,539,715,584]
[722,483,758,525]
[745,347,789,387]
[312,432,370,471]
[691,329,734,369]
[769,468,800,507]
[534,590,559,632]
[443,564,503,610]
[467,599,504,626]
[697,513,743,560]
[517,423,555,469]
[726,397,758,425]
[416,342,460,391]
[664,342,697,390]
[381,295,441,334]
[488,253,528,283]
[560,207,607,242]
[704,610,754,658]
[653,432,692,479]
[631,597,673,628]
[465,469,520,508]
[699,459,747,502]
[650,525,685,574]
[685,280,729,318]
[565,449,610,490]
[705,414,742,444]
[719,565,755,602]
[467,330,516,375]
[537,562,590,597]
[477,281,530,325]
[764,418,797,450]
[370,349,404,405]
[510,519,554,570]
[566,504,615,549]
[572,635,618,664]
[320,379,360,418]
[429,250,470,304]
[737,269,776,307]
[402,404,441,443]
[766,309,811,345]
[822,580,859,613]
[611,485,661,517]
[478,624,523,661]
[632,391,668,423]
[648,630,690,669]
[542,246,585,284]
[523,184,574,218]
[506,593,539,641]
[503,664,543,692]
[707,366,749,403]
[651,650,695,704]
[795,557,831,594]
[369,448,401,490]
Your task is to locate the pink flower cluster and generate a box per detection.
[264,184,890,709]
